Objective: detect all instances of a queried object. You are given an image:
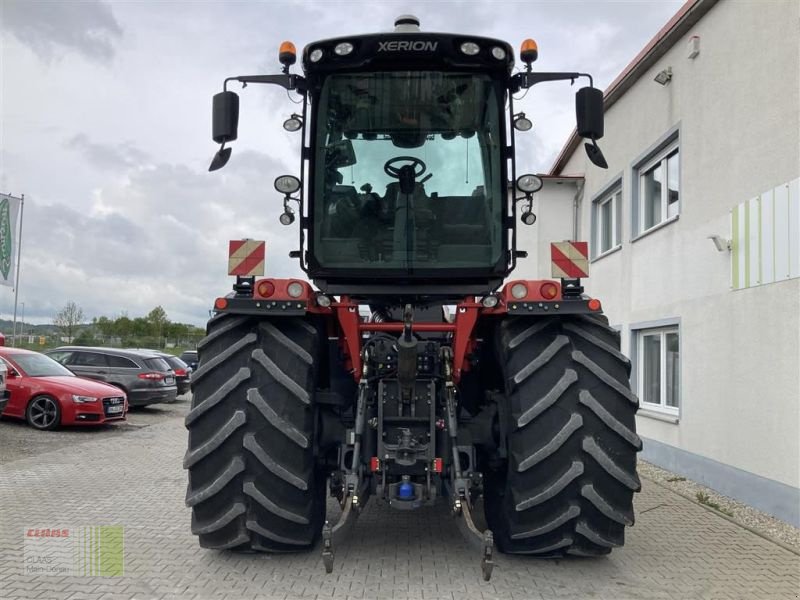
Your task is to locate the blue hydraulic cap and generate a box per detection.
[398,481,414,499]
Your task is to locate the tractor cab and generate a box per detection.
[301,21,515,295]
[208,15,606,299]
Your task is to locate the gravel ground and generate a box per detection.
[638,459,800,552]
[0,395,190,464]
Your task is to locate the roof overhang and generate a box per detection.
[549,0,718,175]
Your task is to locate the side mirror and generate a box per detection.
[576,87,608,169]
[212,91,240,144]
[7,369,19,379]
[209,91,239,172]
[576,86,604,139]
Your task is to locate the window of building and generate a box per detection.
[592,185,622,257]
[634,326,680,414]
[637,143,679,233]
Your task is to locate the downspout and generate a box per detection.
[572,179,585,241]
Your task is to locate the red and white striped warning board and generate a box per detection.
[550,241,589,279]
[228,240,265,277]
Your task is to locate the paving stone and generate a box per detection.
[1,417,798,600]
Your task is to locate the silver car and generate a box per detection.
[46,347,177,407]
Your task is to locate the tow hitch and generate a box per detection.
[453,496,494,581]
[442,346,495,581]
[321,493,358,574]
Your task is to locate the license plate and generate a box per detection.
[165,376,174,385]
[107,405,124,414]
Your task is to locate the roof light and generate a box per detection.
[510,283,528,299]
[279,41,296,67]
[588,298,602,311]
[491,46,506,60]
[279,210,295,226]
[459,41,480,56]
[309,48,323,63]
[282,114,303,132]
[214,297,228,310]
[274,175,301,195]
[520,38,538,65]
[516,173,543,194]
[287,281,304,298]
[334,42,354,56]
[513,112,533,132]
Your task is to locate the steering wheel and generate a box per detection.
[384,156,427,179]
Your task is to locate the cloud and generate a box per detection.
[65,135,149,172]
[2,0,122,63]
[16,148,301,326]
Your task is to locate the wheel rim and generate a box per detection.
[30,397,57,428]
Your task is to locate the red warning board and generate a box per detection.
[551,241,589,278]
[228,240,265,276]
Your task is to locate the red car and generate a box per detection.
[0,347,128,430]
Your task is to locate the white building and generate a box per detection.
[516,0,800,525]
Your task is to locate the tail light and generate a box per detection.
[540,282,559,300]
[173,368,187,377]
[588,298,602,311]
[256,280,275,298]
[138,372,165,381]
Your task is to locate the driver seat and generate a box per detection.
[384,182,435,261]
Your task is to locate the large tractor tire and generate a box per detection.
[487,314,641,556]
[184,313,326,552]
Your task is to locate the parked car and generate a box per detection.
[0,359,8,417]
[129,350,192,396]
[45,347,177,407]
[0,347,127,430]
[179,350,198,371]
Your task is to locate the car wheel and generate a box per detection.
[26,396,61,431]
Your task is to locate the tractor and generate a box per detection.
[185,15,641,580]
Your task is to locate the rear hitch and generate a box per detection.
[323,355,370,574]
[321,493,359,574]
[442,346,495,581]
[453,497,494,581]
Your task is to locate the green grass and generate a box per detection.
[695,491,734,517]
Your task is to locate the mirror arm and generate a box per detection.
[224,74,307,94]
[511,71,593,92]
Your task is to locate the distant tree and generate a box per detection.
[146,306,169,347]
[94,316,115,338]
[113,315,133,338]
[73,330,98,346]
[53,301,84,343]
[165,322,189,340]
[132,317,150,337]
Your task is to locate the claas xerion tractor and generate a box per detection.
[185,15,641,580]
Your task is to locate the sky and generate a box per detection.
[0,0,683,326]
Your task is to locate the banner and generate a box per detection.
[0,193,22,288]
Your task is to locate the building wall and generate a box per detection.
[512,179,580,281]
[547,0,800,522]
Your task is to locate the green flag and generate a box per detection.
[0,194,21,287]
